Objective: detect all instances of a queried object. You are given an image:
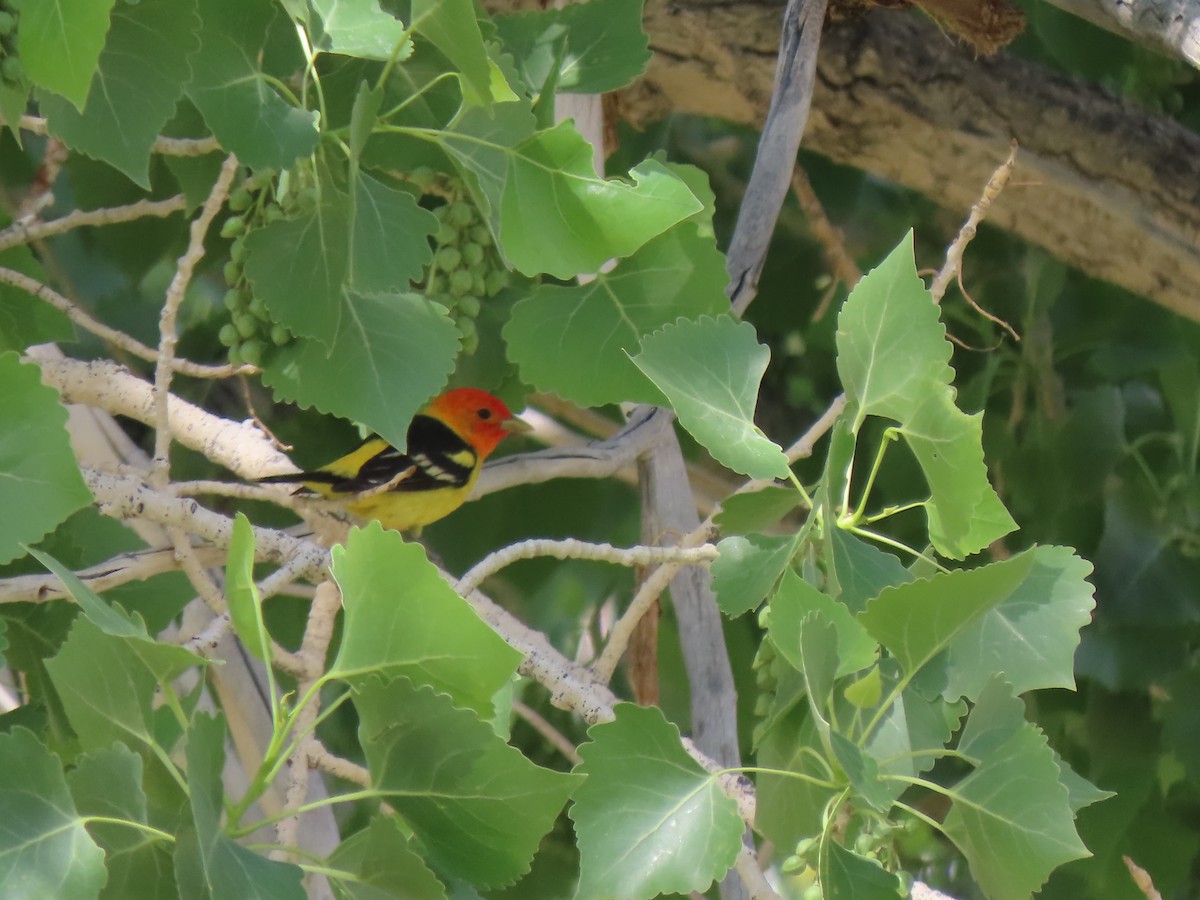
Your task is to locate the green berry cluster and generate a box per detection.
[420,179,509,355]
[217,168,313,366]
[0,0,26,92]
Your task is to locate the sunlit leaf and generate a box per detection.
[571,703,743,900]
[633,316,790,479]
[0,354,91,565]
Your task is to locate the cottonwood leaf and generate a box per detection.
[504,162,728,406]
[186,0,319,170]
[836,233,1016,557]
[712,533,798,616]
[0,728,105,898]
[329,524,522,716]
[0,354,91,565]
[943,678,1091,900]
[494,0,650,94]
[41,0,200,188]
[18,0,115,109]
[571,703,743,900]
[355,677,579,888]
[632,316,790,479]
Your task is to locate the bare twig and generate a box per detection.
[151,153,239,486]
[456,538,718,599]
[13,114,222,156]
[18,137,68,220]
[275,580,343,857]
[726,0,831,313]
[310,740,372,789]
[790,164,862,319]
[82,469,330,581]
[1123,856,1163,900]
[0,196,188,254]
[929,140,1020,305]
[512,699,582,765]
[0,269,246,378]
[733,844,782,900]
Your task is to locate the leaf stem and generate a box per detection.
[82,816,176,843]
[842,428,899,525]
[229,789,381,837]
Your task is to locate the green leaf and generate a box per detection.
[503,163,728,406]
[246,169,448,449]
[66,743,148,854]
[41,0,201,188]
[327,816,448,900]
[821,839,904,900]
[186,0,319,170]
[439,100,535,226]
[824,526,912,614]
[713,486,802,535]
[494,0,651,94]
[411,0,497,104]
[440,116,700,278]
[260,293,459,453]
[858,551,1037,686]
[179,712,306,899]
[830,732,892,813]
[311,0,412,61]
[0,82,29,143]
[45,617,200,754]
[711,533,798,616]
[770,570,877,678]
[943,678,1090,900]
[571,703,743,900]
[504,134,700,278]
[350,173,439,295]
[0,223,74,351]
[355,677,579,888]
[329,524,523,716]
[25,548,147,639]
[225,514,271,664]
[67,744,176,899]
[0,353,91,565]
[756,707,834,849]
[18,0,116,110]
[856,660,965,804]
[928,546,1096,700]
[0,728,106,897]
[835,233,1016,558]
[632,316,790,479]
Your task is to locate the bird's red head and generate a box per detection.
[424,388,527,459]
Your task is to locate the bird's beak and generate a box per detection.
[501,415,533,435]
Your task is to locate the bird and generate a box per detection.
[258,388,528,531]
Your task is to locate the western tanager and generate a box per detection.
[259,388,527,531]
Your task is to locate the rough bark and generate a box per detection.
[1043,0,1200,66]
[622,7,1200,322]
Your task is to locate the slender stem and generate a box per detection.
[379,73,458,122]
[82,817,176,843]
[786,468,815,509]
[862,500,928,525]
[375,25,415,91]
[720,766,840,792]
[229,790,381,837]
[847,525,948,573]
[844,428,898,525]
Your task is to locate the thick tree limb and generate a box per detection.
[624,8,1200,322]
[1044,0,1200,67]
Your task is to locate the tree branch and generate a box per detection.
[623,8,1200,322]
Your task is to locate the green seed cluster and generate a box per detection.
[0,0,26,92]
[420,178,509,355]
[217,169,307,366]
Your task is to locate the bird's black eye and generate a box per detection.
[477,408,493,420]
